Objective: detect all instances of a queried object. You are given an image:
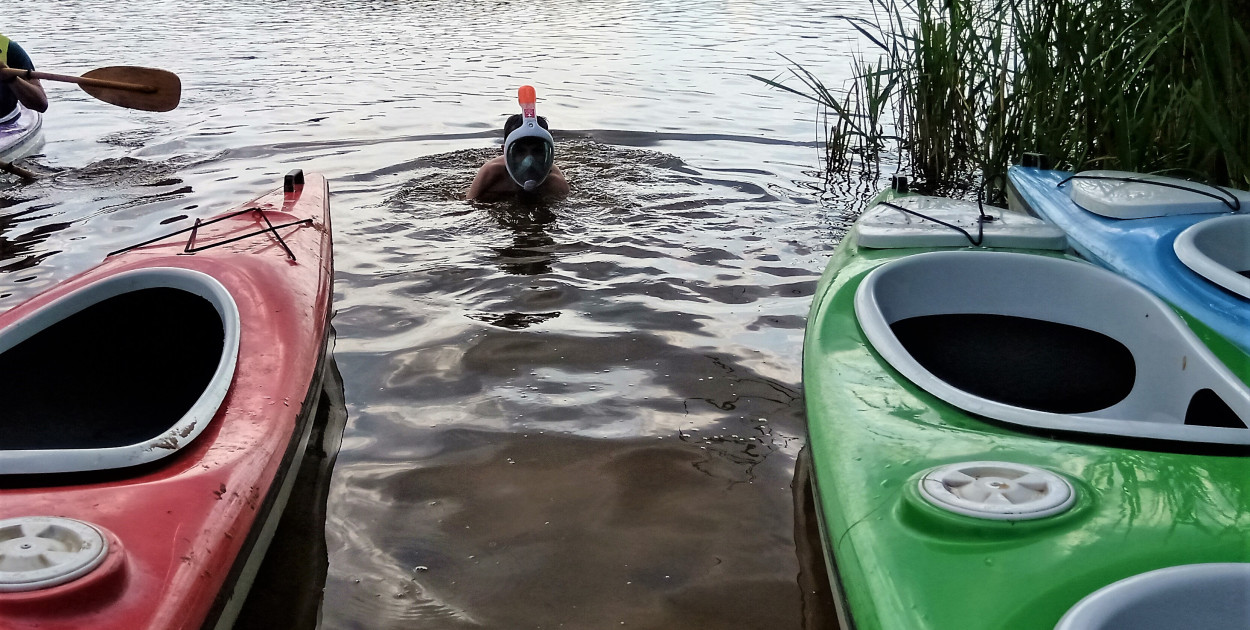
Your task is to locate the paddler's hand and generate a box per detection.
[0,61,48,112]
[0,61,30,86]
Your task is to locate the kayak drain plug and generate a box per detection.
[918,461,1075,521]
[0,516,110,592]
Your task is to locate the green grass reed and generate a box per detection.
[755,0,1250,196]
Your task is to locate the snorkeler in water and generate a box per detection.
[467,85,570,201]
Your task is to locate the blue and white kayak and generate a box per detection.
[1008,166,1250,354]
[0,103,42,163]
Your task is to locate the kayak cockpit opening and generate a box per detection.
[0,268,240,474]
[890,313,1136,415]
[853,251,1250,445]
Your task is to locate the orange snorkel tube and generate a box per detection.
[519,85,537,119]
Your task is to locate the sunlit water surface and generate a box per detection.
[3,1,885,627]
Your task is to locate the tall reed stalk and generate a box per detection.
[757,0,1250,195]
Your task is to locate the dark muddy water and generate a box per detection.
[2,2,880,627]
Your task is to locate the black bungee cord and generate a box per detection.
[876,183,997,247]
[1056,173,1241,212]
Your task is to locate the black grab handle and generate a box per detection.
[284,168,305,193]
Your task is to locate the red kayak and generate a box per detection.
[0,170,334,629]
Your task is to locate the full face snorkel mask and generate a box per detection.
[504,85,555,192]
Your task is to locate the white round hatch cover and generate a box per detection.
[919,461,1075,520]
[0,516,109,592]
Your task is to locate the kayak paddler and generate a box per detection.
[0,34,48,122]
[467,85,569,201]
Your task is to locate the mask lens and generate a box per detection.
[506,137,554,187]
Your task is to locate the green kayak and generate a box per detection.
[803,187,1250,630]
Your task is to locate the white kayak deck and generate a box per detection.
[857,196,1068,250]
[1066,169,1250,219]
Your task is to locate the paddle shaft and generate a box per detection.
[1,68,156,94]
[0,159,37,182]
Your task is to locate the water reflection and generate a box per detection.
[325,431,806,629]
[236,353,349,630]
[0,154,219,304]
[792,446,842,630]
[469,311,561,329]
[485,204,558,276]
[0,203,66,277]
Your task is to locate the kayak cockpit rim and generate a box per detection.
[1056,563,1250,630]
[854,251,1250,445]
[1173,214,1250,301]
[0,267,240,474]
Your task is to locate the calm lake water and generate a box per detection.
[2,1,881,627]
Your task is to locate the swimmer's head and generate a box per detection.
[503,86,555,192]
[503,113,548,142]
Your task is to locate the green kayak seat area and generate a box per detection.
[0,268,240,475]
[854,250,1250,445]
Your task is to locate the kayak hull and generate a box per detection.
[0,104,43,164]
[0,172,334,629]
[803,192,1250,630]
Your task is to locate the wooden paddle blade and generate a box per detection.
[79,66,181,112]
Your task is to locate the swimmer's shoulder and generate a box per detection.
[544,165,570,197]
[468,157,568,201]
[467,156,512,200]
